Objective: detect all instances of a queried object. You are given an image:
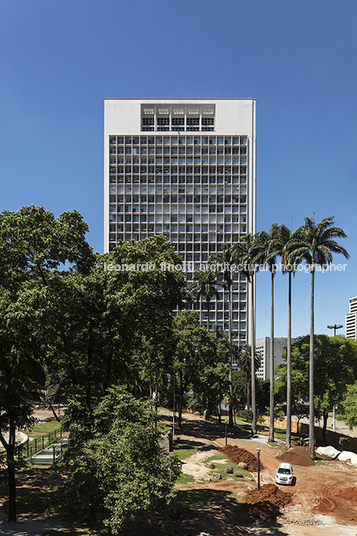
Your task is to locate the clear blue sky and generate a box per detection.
[1,0,356,340]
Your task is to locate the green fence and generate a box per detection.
[19,428,64,460]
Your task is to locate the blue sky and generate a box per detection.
[1,0,356,340]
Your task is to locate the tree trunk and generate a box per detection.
[322,410,328,447]
[228,282,233,427]
[286,271,292,450]
[246,377,250,410]
[309,268,316,459]
[7,421,17,522]
[178,370,183,428]
[269,270,275,442]
[250,273,257,434]
[49,402,60,423]
[206,297,210,333]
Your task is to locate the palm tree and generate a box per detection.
[280,224,302,450]
[254,225,283,442]
[236,344,261,411]
[232,233,259,434]
[208,243,235,426]
[289,216,349,459]
[189,269,224,333]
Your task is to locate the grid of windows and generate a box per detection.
[108,133,249,346]
[141,104,215,132]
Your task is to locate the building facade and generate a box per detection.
[345,296,357,340]
[255,337,289,381]
[104,98,256,348]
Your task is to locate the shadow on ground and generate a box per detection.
[158,413,251,443]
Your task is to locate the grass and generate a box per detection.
[175,488,234,509]
[28,419,63,438]
[174,489,255,524]
[176,472,195,484]
[204,453,253,480]
[315,460,327,466]
[173,438,198,460]
[2,486,56,517]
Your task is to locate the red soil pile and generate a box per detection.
[245,483,292,519]
[277,446,315,467]
[336,487,357,505]
[219,445,263,471]
[313,486,357,523]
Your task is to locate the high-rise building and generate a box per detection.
[345,296,357,340]
[255,337,290,381]
[104,98,256,350]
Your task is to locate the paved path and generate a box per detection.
[292,414,357,437]
[0,517,62,536]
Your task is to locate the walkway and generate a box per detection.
[0,518,62,536]
[292,414,357,438]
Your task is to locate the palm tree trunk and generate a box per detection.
[246,377,250,410]
[269,271,275,442]
[250,273,256,434]
[178,369,183,428]
[228,283,233,427]
[206,297,210,333]
[322,410,328,446]
[286,271,292,450]
[309,268,316,460]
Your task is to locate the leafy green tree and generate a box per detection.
[60,387,181,534]
[275,335,357,445]
[172,311,230,426]
[0,205,94,522]
[231,370,248,418]
[0,290,45,521]
[208,244,236,425]
[343,381,357,430]
[290,216,349,458]
[42,236,186,410]
[191,327,230,419]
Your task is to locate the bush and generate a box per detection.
[239,410,252,422]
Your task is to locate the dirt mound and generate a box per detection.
[336,486,357,504]
[219,445,263,471]
[312,486,357,523]
[245,483,292,519]
[277,446,315,466]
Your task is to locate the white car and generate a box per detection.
[275,462,294,485]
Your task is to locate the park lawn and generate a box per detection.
[204,453,253,480]
[176,472,195,484]
[28,420,63,438]
[173,438,198,460]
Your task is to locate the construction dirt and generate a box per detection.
[2,410,357,536]
[277,445,316,466]
[219,445,264,471]
[246,482,293,518]
[170,412,357,535]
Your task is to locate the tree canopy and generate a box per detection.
[60,386,181,533]
[275,335,357,444]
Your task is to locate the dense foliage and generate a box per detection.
[60,387,181,533]
[275,335,357,444]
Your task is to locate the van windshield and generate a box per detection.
[278,468,291,474]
